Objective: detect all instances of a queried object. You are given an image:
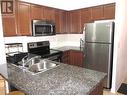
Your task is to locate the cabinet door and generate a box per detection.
[69,10,81,33]
[103,3,115,19]
[30,4,42,20]
[61,11,67,33]
[81,8,93,30]
[89,81,103,95]
[55,10,67,34]
[69,50,83,67]
[62,50,70,64]
[91,5,104,20]
[43,7,55,22]
[17,2,31,36]
[55,9,60,33]
[2,16,17,36]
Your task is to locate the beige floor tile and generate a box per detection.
[0,87,5,95]
[0,75,6,95]
[103,89,124,95]
[103,78,127,95]
[0,80,5,87]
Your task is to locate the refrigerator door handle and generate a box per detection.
[107,44,112,88]
[109,22,114,43]
[83,43,86,55]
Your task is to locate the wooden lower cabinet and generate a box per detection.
[62,50,84,67]
[62,50,70,64]
[89,81,103,95]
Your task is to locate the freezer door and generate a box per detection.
[85,22,114,43]
[84,43,113,88]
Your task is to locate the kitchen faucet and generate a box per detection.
[22,55,28,67]
[22,55,41,68]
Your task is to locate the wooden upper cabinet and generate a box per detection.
[91,3,115,21]
[66,11,71,33]
[55,9,61,33]
[60,11,67,33]
[103,3,115,19]
[2,1,116,37]
[43,7,55,22]
[81,8,92,23]
[17,2,31,36]
[91,5,104,20]
[30,4,42,20]
[2,0,17,37]
[69,10,81,33]
[55,9,67,34]
[2,16,17,36]
[81,8,93,30]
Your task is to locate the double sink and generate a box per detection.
[13,56,59,75]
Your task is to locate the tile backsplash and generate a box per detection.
[4,34,83,52]
[5,43,23,54]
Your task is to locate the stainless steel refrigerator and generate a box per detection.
[84,21,114,88]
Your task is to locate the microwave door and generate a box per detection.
[34,25,51,36]
[44,25,53,34]
[35,25,45,36]
[32,20,55,36]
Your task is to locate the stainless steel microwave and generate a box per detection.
[32,20,55,36]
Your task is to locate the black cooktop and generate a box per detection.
[27,41,63,58]
[30,49,63,58]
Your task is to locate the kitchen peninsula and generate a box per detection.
[7,60,106,95]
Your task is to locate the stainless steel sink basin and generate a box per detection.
[28,60,59,73]
[25,57,41,67]
[17,56,41,67]
[12,56,59,75]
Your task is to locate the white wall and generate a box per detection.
[111,0,127,93]
[0,5,8,78]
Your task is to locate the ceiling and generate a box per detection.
[21,0,115,10]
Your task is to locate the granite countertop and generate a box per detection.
[52,46,84,52]
[7,61,106,95]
